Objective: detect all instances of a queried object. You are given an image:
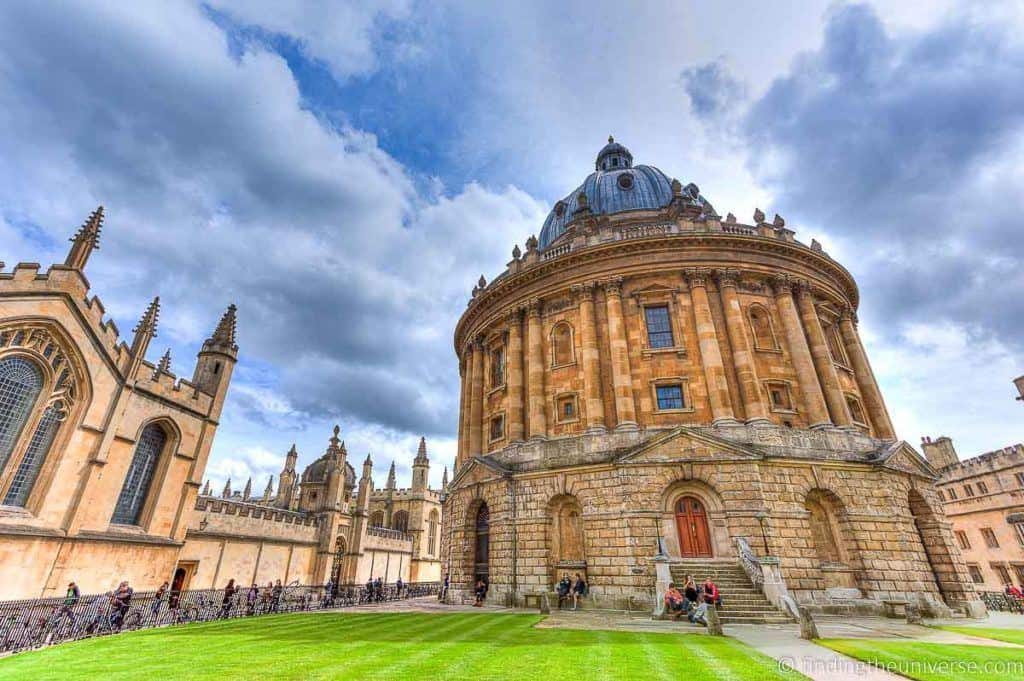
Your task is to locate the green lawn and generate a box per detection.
[819,639,1024,681]
[0,612,803,680]
[931,625,1024,646]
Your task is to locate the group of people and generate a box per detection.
[663,575,721,626]
[555,573,587,610]
[54,580,135,631]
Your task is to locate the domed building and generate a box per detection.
[442,138,983,619]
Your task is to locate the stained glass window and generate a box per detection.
[0,357,43,471]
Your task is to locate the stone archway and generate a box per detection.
[660,480,730,559]
[803,488,863,593]
[547,494,586,585]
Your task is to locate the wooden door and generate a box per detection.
[675,497,712,557]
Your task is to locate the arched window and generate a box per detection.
[4,400,65,507]
[747,305,778,351]
[0,356,44,470]
[551,323,574,366]
[393,510,409,533]
[111,423,167,525]
[428,509,439,555]
[370,510,384,527]
[474,503,490,583]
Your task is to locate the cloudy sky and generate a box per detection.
[1,1,1021,490]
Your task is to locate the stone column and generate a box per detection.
[684,268,735,424]
[456,353,467,464]
[506,308,526,442]
[795,284,853,428]
[468,338,485,455]
[769,276,831,429]
[715,268,769,424]
[602,278,637,429]
[526,299,548,439]
[574,282,606,432]
[838,307,896,439]
[459,347,473,465]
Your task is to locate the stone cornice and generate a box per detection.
[455,232,859,349]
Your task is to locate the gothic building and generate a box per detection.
[442,138,983,618]
[0,209,442,598]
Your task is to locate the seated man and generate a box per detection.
[663,583,685,620]
[702,577,721,608]
[556,574,572,609]
[688,601,708,627]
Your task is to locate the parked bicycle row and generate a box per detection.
[0,577,440,654]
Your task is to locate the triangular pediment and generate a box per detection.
[616,426,762,464]
[447,455,508,490]
[875,441,938,480]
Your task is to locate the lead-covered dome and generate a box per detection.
[538,137,714,250]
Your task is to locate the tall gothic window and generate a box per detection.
[474,503,490,582]
[0,357,43,471]
[111,424,167,525]
[428,509,439,555]
[4,400,64,506]
[370,510,385,527]
[393,510,409,533]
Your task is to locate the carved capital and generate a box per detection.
[768,274,793,296]
[838,304,858,324]
[714,268,741,289]
[791,278,813,299]
[601,277,624,297]
[526,298,543,318]
[471,335,486,351]
[683,267,712,288]
[570,281,597,302]
[505,306,524,325]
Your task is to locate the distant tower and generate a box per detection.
[64,206,103,271]
[441,466,449,492]
[242,477,252,501]
[276,444,299,509]
[263,475,274,502]
[412,437,430,492]
[921,436,959,470]
[386,461,397,490]
[222,478,232,498]
[192,304,239,419]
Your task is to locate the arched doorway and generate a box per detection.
[474,503,490,585]
[675,496,712,557]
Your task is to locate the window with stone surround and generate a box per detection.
[1016,472,1024,488]
[845,395,867,425]
[550,322,574,367]
[937,489,945,501]
[967,564,984,584]
[977,480,989,494]
[643,305,674,349]
[655,384,684,411]
[370,511,384,527]
[747,304,779,351]
[555,393,579,423]
[392,510,409,533]
[955,530,971,550]
[489,414,505,442]
[111,422,169,526]
[428,509,439,555]
[1014,523,1024,547]
[824,323,849,366]
[765,381,794,412]
[981,527,1000,549]
[1015,565,1024,586]
[947,487,958,500]
[964,484,975,497]
[489,346,505,389]
[994,564,1012,585]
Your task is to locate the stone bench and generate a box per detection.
[882,599,908,617]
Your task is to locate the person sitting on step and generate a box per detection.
[702,576,721,609]
[663,583,685,620]
[571,573,587,611]
[556,574,572,609]
[682,575,699,613]
[688,600,708,627]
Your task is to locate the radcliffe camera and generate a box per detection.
[0,2,1022,680]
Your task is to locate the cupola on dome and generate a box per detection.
[538,136,714,251]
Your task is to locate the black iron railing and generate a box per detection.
[979,591,1024,613]
[0,581,440,654]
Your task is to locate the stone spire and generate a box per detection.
[64,206,104,270]
[130,296,160,363]
[205,304,238,352]
[415,436,428,464]
[202,479,211,496]
[276,444,299,509]
[442,466,449,490]
[386,460,396,490]
[412,437,430,492]
[222,477,232,498]
[242,477,252,501]
[152,348,172,379]
[263,475,274,500]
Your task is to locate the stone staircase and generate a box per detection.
[670,559,792,625]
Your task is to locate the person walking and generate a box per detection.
[57,582,80,628]
[271,580,283,612]
[111,581,133,630]
[246,582,259,615]
[220,579,237,618]
[150,581,169,621]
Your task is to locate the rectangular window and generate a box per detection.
[1014,523,1024,547]
[489,415,504,442]
[981,527,1000,549]
[967,565,984,584]
[994,564,1012,585]
[490,347,505,388]
[556,395,578,423]
[1016,472,1024,488]
[655,384,684,410]
[937,489,945,501]
[947,487,958,500]
[1015,565,1024,586]
[644,306,674,349]
[955,530,971,550]
[977,480,988,494]
[964,484,974,497]
[767,383,793,411]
